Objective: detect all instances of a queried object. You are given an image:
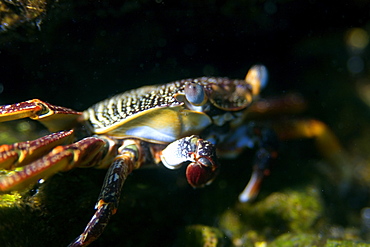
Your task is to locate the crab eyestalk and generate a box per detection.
[161,135,219,187]
[245,64,268,96]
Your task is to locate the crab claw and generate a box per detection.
[186,156,218,188]
[186,137,219,188]
[161,135,219,188]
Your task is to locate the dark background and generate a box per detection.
[0,0,368,146]
[1,0,370,246]
[0,1,367,116]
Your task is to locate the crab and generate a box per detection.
[0,65,346,246]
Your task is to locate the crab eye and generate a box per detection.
[185,82,207,106]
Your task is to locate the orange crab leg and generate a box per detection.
[0,136,112,192]
[0,130,75,169]
[239,119,349,201]
[245,94,344,159]
[272,119,352,184]
[0,99,83,132]
[246,93,307,118]
[273,119,342,158]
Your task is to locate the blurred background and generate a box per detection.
[1,0,370,246]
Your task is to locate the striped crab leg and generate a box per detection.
[69,136,219,247]
[0,99,90,192]
[0,130,75,170]
[0,99,83,132]
[0,134,116,193]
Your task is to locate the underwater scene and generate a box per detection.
[1,1,370,246]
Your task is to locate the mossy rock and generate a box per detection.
[175,224,232,247]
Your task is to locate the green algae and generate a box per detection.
[219,186,323,244]
[269,233,321,247]
[325,239,370,247]
[176,225,232,247]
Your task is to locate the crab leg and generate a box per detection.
[0,130,74,169]
[238,127,279,202]
[0,99,82,132]
[68,140,140,247]
[0,136,111,192]
[272,119,352,189]
[216,124,279,202]
[68,150,136,247]
[244,94,345,160]
[68,136,219,247]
